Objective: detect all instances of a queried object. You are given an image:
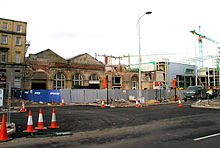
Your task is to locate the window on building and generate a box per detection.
[15,52,21,63]
[72,73,83,88]
[2,22,8,30]
[0,51,7,63]
[185,68,194,74]
[112,76,121,85]
[16,25,22,32]
[14,70,21,72]
[1,35,7,44]
[89,74,99,81]
[14,77,21,88]
[53,72,65,89]
[132,81,137,90]
[0,73,6,88]
[131,75,138,90]
[16,37,21,45]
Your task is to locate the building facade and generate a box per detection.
[198,67,220,89]
[24,49,106,89]
[168,62,196,89]
[0,18,27,89]
[25,49,153,90]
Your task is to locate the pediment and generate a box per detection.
[32,49,67,63]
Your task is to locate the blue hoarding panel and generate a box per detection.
[21,89,61,103]
[22,89,29,100]
[48,90,61,103]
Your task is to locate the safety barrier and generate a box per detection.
[22,89,61,103]
[21,89,185,104]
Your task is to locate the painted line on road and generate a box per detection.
[194,133,220,141]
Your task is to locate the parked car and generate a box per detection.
[184,86,207,101]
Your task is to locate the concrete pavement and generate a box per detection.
[191,98,220,109]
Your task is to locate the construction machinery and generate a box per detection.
[190,26,219,68]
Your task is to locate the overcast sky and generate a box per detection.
[1,0,220,65]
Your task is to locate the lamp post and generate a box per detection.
[137,11,152,99]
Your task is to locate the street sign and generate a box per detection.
[0,89,3,106]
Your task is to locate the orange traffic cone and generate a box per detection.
[178,98,183,107]
[48,108,59,129]
[0,114,12,141]
[20,100,27,112]
[60,97,65,105]
[135,100,139,108]
[52,99,55,105]
[23,110,37,133]
[101,101,105,108]
[35,108,47,130]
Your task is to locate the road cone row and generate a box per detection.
[23,108,59,133]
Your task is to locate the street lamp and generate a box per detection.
[137,11,152,99]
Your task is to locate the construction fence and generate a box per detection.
[20,89,185,104]
[60,89,185,104]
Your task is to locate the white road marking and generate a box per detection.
[194,133,220,141]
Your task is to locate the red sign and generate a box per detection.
[172,78,177,89]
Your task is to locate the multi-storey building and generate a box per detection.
[198,67,220,89]
[0,18,27,89]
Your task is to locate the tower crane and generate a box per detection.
[190,26,219,68]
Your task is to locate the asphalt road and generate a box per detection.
[1,103,220,148]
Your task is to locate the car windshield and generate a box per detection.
[187,86,199,90]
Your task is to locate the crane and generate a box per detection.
[123,53,176,66]
[190,26,219,68]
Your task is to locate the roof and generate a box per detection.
[0,18,27,24]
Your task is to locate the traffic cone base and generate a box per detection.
[23,129,37,133]
[0,114,13,142]
[48,123,60,129]
[20,108,27,112]
[0,138,13,142]
[35,126,47,130]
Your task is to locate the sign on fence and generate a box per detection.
[0,89,3,106]
[22,89,61,103]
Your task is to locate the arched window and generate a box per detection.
[72,73,83,88]
[53,72,65,89]
[131,75,138,90]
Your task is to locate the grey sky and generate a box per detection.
[1,0,219,65]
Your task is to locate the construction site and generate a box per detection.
[1,15,220,147]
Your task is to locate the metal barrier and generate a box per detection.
[21,89,185,103]
[60,89,185,103]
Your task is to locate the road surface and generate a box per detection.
[1,103,220,147]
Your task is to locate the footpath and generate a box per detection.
[191,98,220,109]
